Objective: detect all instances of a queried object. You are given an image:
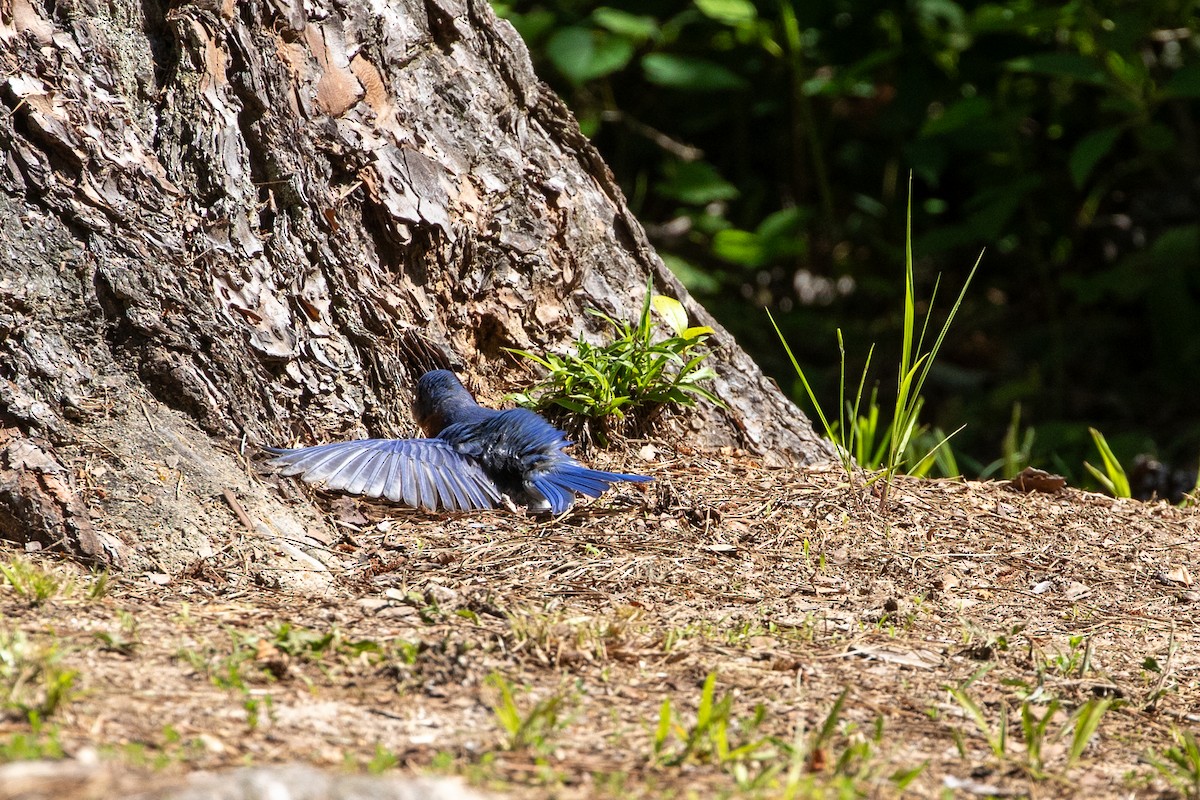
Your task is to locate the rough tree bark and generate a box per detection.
[0,0,830,585]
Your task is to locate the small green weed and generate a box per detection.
[486,673,572,753]
[1084,427,1132,497]
[834,386,959,478]
[1180,459,1200,507]
[508,280,721,443]
[1145,728,1200,798]
[87,569,112,599]
[94,610,139,655]
[176,632,265,691]
[504,605,638,663]
[106,726,209,770]
[780,688,925,797]
[948,683,1113,779]
[0,717,64,761]
[979,403,1036,479]
[0,558,70,605]
[651,672,772,770]
[244,693,274,730]
[1045,635,1093,678]
[0,631,78,721]
[367,743,401,773]
[771,178,980,507]
[269,621,388,663]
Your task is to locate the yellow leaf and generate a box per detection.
[683,325,714,339]
[651,295,688,335]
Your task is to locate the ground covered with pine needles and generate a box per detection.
[2,446,1199,798]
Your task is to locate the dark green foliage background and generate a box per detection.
[495,0,1200,480]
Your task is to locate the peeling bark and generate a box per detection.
[0,0,830,574]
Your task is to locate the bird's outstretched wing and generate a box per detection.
[264,439,502,512]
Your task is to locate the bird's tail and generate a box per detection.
[530,465,652,515]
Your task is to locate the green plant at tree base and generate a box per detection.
[771,178,979,505]
[508,280,722,444]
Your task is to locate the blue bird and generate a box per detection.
[265,370,653,514]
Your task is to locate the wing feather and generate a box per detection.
[266,439,500,512]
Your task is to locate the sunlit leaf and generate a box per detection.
[652,295,688,335]
[711,229,764,266]
[694,0,757,25]
[546,27,634,84]
[498,8,556,42]
[661,253,721,293]
[656,161,739,205]
[642,53,748,91]
[591,7,659,42]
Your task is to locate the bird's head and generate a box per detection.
[413,370,477,435]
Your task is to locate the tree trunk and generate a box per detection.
[0,0,830,582]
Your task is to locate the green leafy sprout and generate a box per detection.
[486,672,571,753]
[507,280,722,443]
[948,680,1113,780]
[1146,728,1200,798]
[1084,427,1132,498]
[1,631,78,722]
[770,177,980,507]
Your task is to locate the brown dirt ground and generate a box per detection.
[2,448,1199,798]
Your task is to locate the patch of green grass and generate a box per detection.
[1145,728,1200,798]
[651,672,773,771]
[1180,460,1200,508]
[648,676,924,796]
[269,622,384,663]
[0,719,64,762]
[504,605,641,664]
[508,279,722,444]
[947,682,1114,780]
[0,630,78,721]
[830,386,960,479]
[367,743,401,774]
[87,568,113,599]
[244,692,274,731]
[176,631,267,691]
[770,177,980,507]
[0,558,71,605]
[1043,635,1093,679]
[270,622,339,658]
[178,623,389,693]
[979,402,1036,479]
[486,673,574,753]
[104,726,210,771]
[94,610,139,655]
